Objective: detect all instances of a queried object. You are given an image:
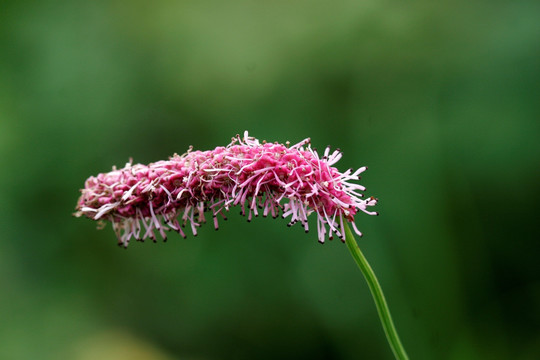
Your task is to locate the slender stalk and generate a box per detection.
[344,223,409,360]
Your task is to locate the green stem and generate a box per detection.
[344,223,409,360]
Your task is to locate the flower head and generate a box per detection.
[75,131,377,247]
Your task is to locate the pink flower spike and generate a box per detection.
[74,132,378,247]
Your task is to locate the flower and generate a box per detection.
[75,131,378,247]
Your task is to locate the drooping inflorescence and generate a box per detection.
[75,131,378,247]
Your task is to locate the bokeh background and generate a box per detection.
[1,1,539,359]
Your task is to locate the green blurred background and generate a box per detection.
[1,0,539,359]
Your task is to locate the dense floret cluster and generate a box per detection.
[75,132,377,247]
